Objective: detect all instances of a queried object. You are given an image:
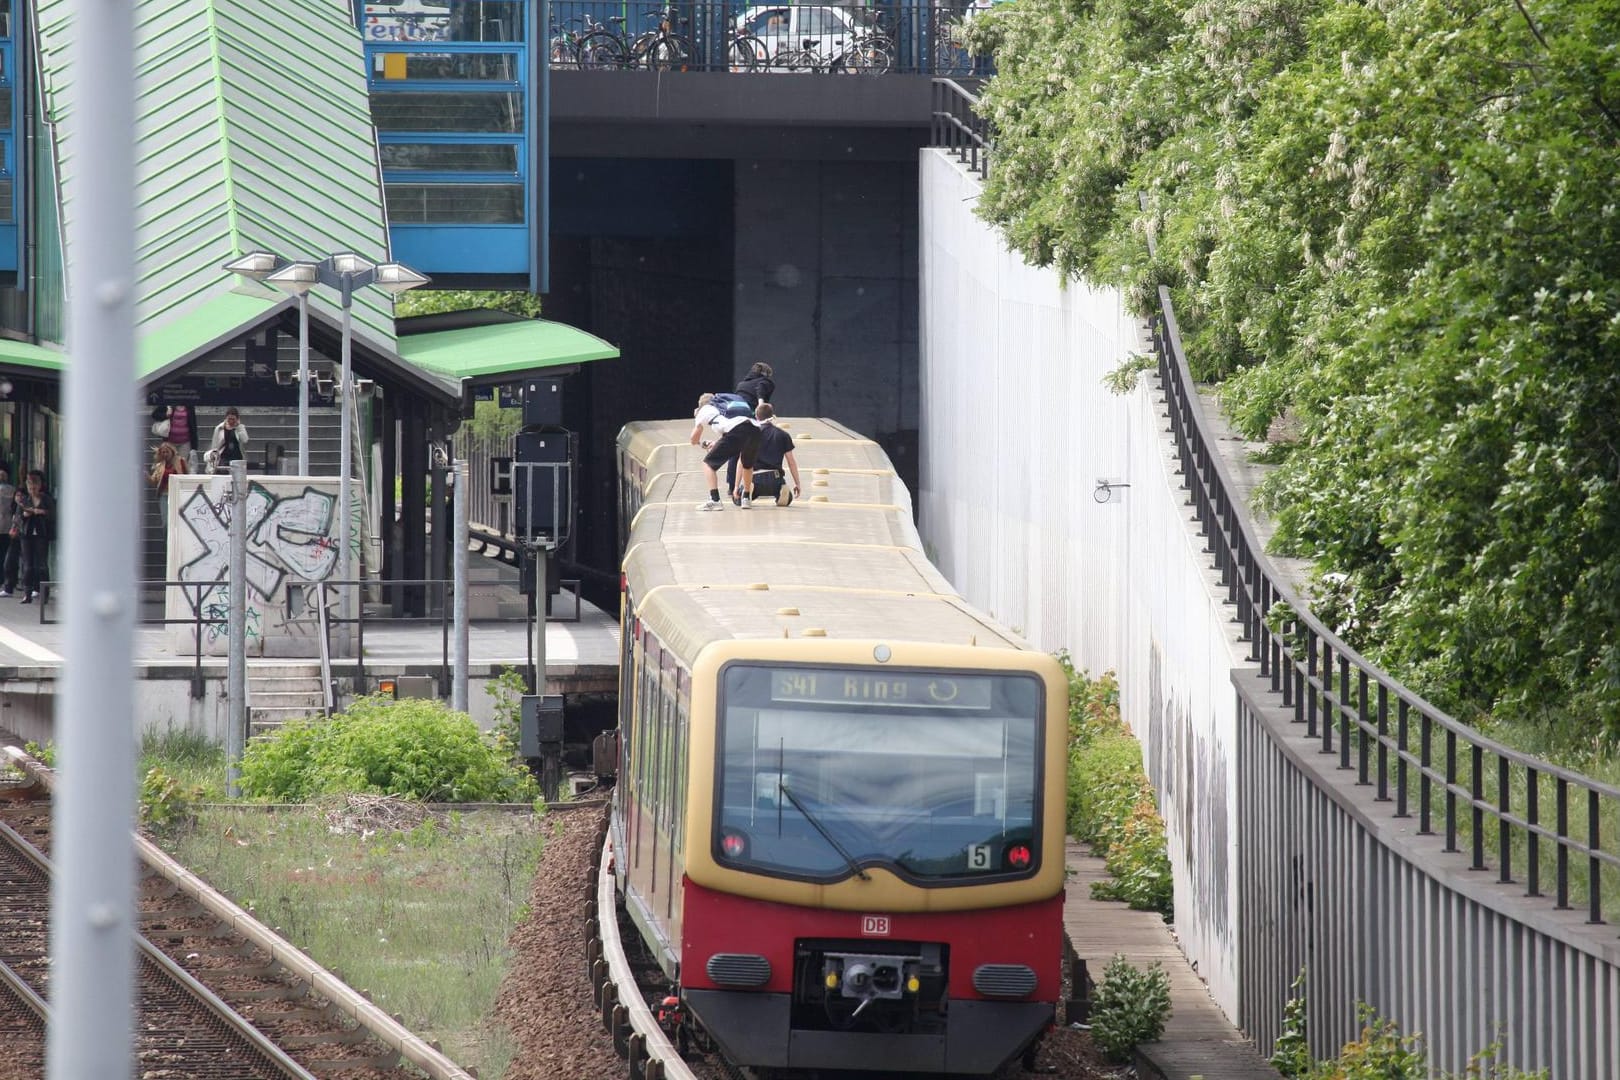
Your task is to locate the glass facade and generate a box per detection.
[361,0,530,276]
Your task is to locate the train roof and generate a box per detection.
[619,417,1031,662]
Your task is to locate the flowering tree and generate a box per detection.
[973,0,1620,740]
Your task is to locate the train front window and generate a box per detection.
[714,664,1042,883]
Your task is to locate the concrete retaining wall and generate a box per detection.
[917,148,1247,1018]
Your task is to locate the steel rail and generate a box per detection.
[591,831,699,1080]
[0,814,316,1080]
[3,746,479,1080]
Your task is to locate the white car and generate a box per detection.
[735,4,870,68]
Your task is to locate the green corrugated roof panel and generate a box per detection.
[35,0,398,377]
[399,321,621,379]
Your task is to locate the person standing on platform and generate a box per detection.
[0,466,15,597]
[207,407,249,473]
[17,469,54,604]
[150,441,188,523]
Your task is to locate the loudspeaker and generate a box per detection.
[523,377,563,426]
[513,428,574,543]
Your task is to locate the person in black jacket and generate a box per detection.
[17,470,54,603]
[727,363,775,500]
[734,361,775,408]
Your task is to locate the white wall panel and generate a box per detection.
[919,150,1245,1017]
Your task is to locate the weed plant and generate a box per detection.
[161,804,546,1077]
[1058,653,1173,916]
[1270,972,1548,1079]
[1088,955,1171,1062]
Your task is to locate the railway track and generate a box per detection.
[0,746,479,1080]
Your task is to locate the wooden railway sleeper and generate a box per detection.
[612,1001,631,1056]
[278,1023,373,1047]
[302,1049,402,1073]
[628,1031,647,1079]
[600,980,619,1032]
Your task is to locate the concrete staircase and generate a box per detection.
[247,664,331,738]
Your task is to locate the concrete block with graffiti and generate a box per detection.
[165,474,364,657]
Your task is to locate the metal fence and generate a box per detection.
[547,0,994,75]
[923,97,1620,1072]
[930,78,989,177]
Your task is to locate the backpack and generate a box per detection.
[710,392,754,420]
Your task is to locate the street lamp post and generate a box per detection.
[223,251,312,476]
[264,255,429,618]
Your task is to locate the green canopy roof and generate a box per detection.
[399,320,620,379]
[0,337,67,373]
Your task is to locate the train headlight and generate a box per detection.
[906,975,921,994]
[720,830,749,859]
[1006,843,1032,869]
[825,971,840,990]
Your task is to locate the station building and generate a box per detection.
[0,0,615,602]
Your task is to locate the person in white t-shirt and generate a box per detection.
[689,392,762,510]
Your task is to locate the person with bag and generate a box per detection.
[207,407,249,473]
[0,466,15,597]
[690,391,762,510]
[16,469,54,604]
[150,441,189,521]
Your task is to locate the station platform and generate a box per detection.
[0,547,621,742]
[1065,841,1280,1080]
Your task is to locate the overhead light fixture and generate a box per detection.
[221,250,284,281]
[265,261,321,296]
[373,262,431,295]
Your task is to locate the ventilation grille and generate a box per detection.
[707,953,771,988]
[972,963,1037,998]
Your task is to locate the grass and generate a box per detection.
[139,731,549,1079]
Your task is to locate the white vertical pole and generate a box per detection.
[297,292,310,476]
[52,0,138,1075]
[452,460,469,713]
[338,278,353,627]
[226,460,248,797]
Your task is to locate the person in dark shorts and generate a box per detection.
[742,403,801,507]
[690,392,762,510]
[726,362,776,499]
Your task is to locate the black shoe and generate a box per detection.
[19,594,31,605]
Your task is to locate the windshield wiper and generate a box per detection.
[778,781,871,882]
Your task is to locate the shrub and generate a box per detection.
[1092,794,1174,913]
[1070,732,1147,854]
[139,767,202,830]
[1088,954,1171,1062]
[239,695,539,803]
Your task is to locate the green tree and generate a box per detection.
[974,0,1620,741]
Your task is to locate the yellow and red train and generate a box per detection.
[611,416,1068,1075]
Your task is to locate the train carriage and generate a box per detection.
[613,416,1068,1076]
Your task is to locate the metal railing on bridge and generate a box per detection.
[925,96,1620,1074]
[548,0,994,75]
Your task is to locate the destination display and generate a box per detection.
[768,669,994,710]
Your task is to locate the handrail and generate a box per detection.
[930,77,990,178]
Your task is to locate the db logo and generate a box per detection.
[860,915,890,936]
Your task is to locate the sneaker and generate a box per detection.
[0,589,10,597]
[739,495,752,509]
[776,487,793,507]
[698,500,724,511]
